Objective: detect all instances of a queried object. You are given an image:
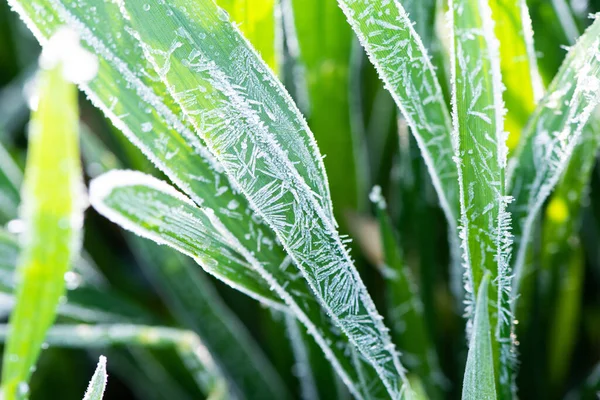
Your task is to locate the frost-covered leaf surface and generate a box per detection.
[120,0,409,397]
[80,126,287,400]
[337,0,458,227]
[1,48,86,399]
[90,171,388,399]
[449,0,512,396]
[509,16,600,297]
[82,356,108,400]
[462,272,496,400]
[490,0,543,150]
[90,170,284,310]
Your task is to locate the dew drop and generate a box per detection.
[216,7,229,22]
[143,3,150,11]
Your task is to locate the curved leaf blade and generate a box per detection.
[90,171,389,399]
[121,1,409,396]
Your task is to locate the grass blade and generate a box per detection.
[337,0,459,228]
[541,118,600,391]
[217,0,280,73]
[90,170,284,310]
[462,272,496,400]
[285,0,365,217]
[121,1,408,396]
[82,356,108,400]
[0,324,228,398]
[0,30,91,399]
[449,0,512,396]
[509,16,600,299]
[490,0,543,150]
[79,127,288,400]
[90,170,389,399]
[370,186,444,397]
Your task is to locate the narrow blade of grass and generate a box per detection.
[82,356,107,400]
[509,16,600,299]
[80,125,288,400]
[285,314,319,400]
[449,0,512,396]
[217,0,280,74]
[0,324,228,398]
[490,0,543,151]
[370,186,444,397]
[462,272,496,400]
[121,1,408,396]
[1,32,90,399]
[337,0,459,228]
[90,171,388,399]
[286,0,366,217]
[541,118,600,390]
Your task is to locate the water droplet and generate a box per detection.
[17,382,29,396]
[64,271,82,290]
[216,7,229,22]
[143,4,150,11]
[141,122,153,132]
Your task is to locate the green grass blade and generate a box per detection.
[286,0,365,217]
[509,16,600,299]
[217,0,279,74]
[462,272,496,400]
[285,314,319,400]
[121,1,408,396]
[403,0,437,47]
[449,0,512,396]
[79,127,288,400]
[490,0,543,151]
[370,186,443,397]
[0,141,21,224]
[0,324,228,398]
[90,171,388,399]
[541,118,600,390]
[90,170,284,310]
[7,0,291,310]
[82,356,107,400]
[337,0,458,228]
[1,33,89,399]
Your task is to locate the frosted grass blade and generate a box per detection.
[79,127,287,400]
[449,0,513,396]
[82,356,108,400]
[90,171,388,399]
[121,1,409,396]
[402,0,436,47]
[285,314,319,400]
[370,187,443,397]
[217,0,280,73]
[541,118,600,390]
[337,0,459,229]
[7,0,298,336]
[0,141,21,224]
[509,16,600,299]
[461,272,496,400]
[490,0,543,150]
[1,36,89,398]
[90,170,284,310]
[286,0,365,216]
[0,324,228,398]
